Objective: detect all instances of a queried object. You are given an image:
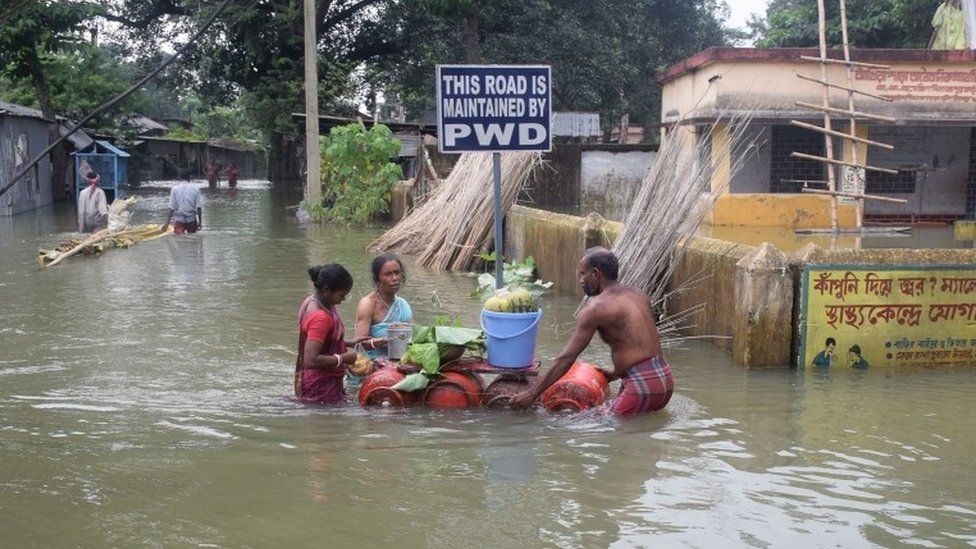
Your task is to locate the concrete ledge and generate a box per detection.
[505,205,622,296]
[710,193,858,228]
[954,220,976,241]
[667,236,757,352]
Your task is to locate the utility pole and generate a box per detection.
[303,0,321,206]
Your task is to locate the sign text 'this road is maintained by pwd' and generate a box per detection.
[436,65,552,153]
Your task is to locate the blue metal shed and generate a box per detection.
[73,140,129,202]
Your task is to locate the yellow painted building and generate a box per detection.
[658,47,976,228]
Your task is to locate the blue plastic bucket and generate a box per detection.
[480,309,542,368]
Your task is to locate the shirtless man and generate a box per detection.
[510,247,674,415]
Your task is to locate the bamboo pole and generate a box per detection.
[795,74,892,101]
[801,187,908,204]
[789,120,893,149]
[839,0,863,228]
[43,225,164,268]
[791,152,899,174]
[795,101,897,122]
[799,55,890,69]
[815,0,838,230]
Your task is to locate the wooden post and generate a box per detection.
[303,0,321,207]
[839,0,863,228]
[816,0,838,231]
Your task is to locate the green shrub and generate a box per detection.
[317,123,402,224]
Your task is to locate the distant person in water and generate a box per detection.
[225,162,239,188]
[510,247,674,415]
[160,180,202,234]
[204,158,220,190]
[296,264,363,404]
[77,171,108,233]
[350,254,413,387]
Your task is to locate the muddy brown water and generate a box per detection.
[1,181,974,547]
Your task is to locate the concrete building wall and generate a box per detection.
[579,149,656,221]
[526,145,581,209]
[521,144,657,218]
[0,115,53,216]
[865,126,971,218]
[968,128,976,219]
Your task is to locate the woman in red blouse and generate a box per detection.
[295,264,362,404]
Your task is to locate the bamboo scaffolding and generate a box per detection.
[791,151,898,174]
[795,101,897,122]
[799,55,890,69]
[815,0,838,230]
[839,0,863,227]
[801,187,908,204]
[795,74,892,102]
[789,120,893,149]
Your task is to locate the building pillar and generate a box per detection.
[967,127,976,220]
[733,242,794,367]
[710,121,730,195]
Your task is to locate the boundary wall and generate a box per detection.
[503,205,976,368]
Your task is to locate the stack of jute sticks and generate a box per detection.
[611,114,758,344]
[370,152,542,271]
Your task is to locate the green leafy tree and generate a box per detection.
[371,0,732,139]
[750,0,943,48]
[315,122,402,224]
[0,0,98,197]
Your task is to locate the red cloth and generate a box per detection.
[296,296,347,404]
[608,355,673,415]
[173,220,198,234]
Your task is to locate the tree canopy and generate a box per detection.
[750,0,944,48]
[371,0,733,136]
[1,0,738,181]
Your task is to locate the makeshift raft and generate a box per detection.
[37,224,171,267]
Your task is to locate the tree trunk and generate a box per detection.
[267,130,302,183]
[27,45,69,201]
[464,5,480,64]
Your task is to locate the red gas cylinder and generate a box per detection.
[358,366,418,407]
[481,377,530,409]
[423,371,485,409]
[541,362,609,412]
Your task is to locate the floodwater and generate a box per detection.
[2,181,975,547]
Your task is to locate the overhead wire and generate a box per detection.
[0,0,235,200]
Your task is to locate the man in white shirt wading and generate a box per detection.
[160,181,203,234]
[77,171,108,233]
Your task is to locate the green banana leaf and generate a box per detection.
[400,342,441,375]
[432,326,484,346]
[391,372,430,392]
[411,325,435,344]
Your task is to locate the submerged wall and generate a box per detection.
[504,205,622,297]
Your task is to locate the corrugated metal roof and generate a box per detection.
[77,140,130,157]
[552,112,601,137]
[127,115,168,133]
[60,125,93,150]
[0,100,45,120]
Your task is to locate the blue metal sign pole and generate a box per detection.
[493,152,504,289]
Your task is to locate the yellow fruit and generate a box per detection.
[348,353,372,376]
[484,296,505,312]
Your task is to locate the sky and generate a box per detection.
[724,0,769,35]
